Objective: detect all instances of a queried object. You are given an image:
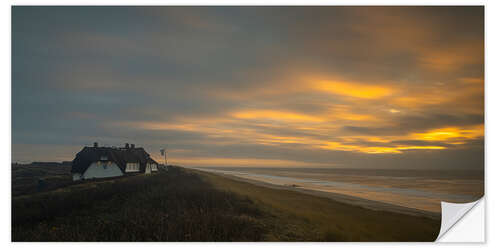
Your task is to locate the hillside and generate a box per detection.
[12,163,72,196]
[12,166,440,241]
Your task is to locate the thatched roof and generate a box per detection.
[71,146,158,174]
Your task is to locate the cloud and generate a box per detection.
[231,110,325,123]
[312,80,394,99]
[11,6,484,170]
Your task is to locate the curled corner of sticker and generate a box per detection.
[435,198,483,241]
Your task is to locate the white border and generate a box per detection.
[438,199,485,242]
[3,0,496,249]
[2,0,490,5]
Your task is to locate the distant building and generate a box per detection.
[31,162,64,167]
[61,161,73,166]
[71,142,159,181]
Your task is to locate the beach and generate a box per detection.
[190,167,483,215]
[192,167,441,241]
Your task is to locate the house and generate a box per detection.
[71,142,159,181]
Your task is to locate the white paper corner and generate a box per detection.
[436,198,485,242]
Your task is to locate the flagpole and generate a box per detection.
[160,147,167,168]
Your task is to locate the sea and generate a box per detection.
[192,167,484,213]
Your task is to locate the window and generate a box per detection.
[126,162,140,172]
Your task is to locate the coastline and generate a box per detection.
[191,168,441,220]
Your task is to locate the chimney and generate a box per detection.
[131,144,135,149]
[93,142,98,148]
[125,143,129,149]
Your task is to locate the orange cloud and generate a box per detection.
[340,136,391,143]
[419,54,460,72]
[232,110,324,123]
[313,80,393,99]
[411,125,484,143]
[418,42,484,72]
[325,105,378,121]
[459,77,484,84]
[392,95,446,108]
[318,142,446,154]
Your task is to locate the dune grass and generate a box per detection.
[12,163,72,196]
[12,167,267,241]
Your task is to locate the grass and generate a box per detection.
[12,165,440,241]
[12,166,266,241]
[12,163,72,196]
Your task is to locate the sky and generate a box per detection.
[12,6,484,169]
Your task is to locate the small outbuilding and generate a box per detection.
[71,142,159,181]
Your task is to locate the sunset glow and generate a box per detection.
[232,110,324,123]
[12,6,484,169]
[314,80,394,99]
[411,126,484,142]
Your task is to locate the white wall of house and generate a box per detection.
[125,162,140,172]
[73,173,83,181]
[83,161,123,179]
[145,163,152,174]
